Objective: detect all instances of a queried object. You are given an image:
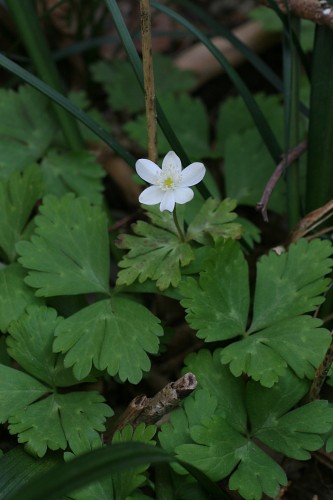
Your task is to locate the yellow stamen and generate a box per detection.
[164,177,173,188]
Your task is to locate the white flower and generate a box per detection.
[135,151,206,212]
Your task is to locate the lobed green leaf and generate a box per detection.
[117,218,194,291]
[54,297,163,383]
[41,150,105,204]
[0,86,57,177]
[7,305,78,387]
[180,240,249,341]
[17,194,110,296]
[8,392,113,458]
[0,365,48,423]
[186,198,243,245]
[0,165,43,262]
[0,264,42,333]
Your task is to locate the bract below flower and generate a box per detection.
[135,151,206,212]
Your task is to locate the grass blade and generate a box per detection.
[0,53,136,167]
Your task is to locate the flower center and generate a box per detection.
[157,164,181,191]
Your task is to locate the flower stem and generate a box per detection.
[173,207,185,242]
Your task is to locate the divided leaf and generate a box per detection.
[124,94,211,159]
[249,238,333,331]
[215,94,286,212]
[7,305,78,387]
[0,364,48,422]
[0,264,42,333]
[17,194,110,296]
[159,350,333,500]
[181,239,333,386]
[186,198,243,244]
[117,218,194,291]
[41,150,105,204]
[0,85,57,177]
[8,392,113,458]
[180,240,249,342]
[0,164,43,262]
[111,424,156,498]
[53,297,163,383]
[91,54,196,114]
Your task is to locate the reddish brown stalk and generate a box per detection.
[257,140,307,222]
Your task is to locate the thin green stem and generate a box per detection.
[5,0,83,151]
[173,207,185,242]
[284,15,301,228]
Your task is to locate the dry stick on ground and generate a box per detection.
[288,198,333,243]
[140,0,158,162]
[306,332,333,403]
[260,0,333,29]
[106,373,197,441]
[257,140,307,222]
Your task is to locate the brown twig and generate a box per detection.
[257,140,307,222]
[306,331,333,403]
[140,0,158,162]
[288,198,333,243]
[106,373,197,442]
[260,0,333,29]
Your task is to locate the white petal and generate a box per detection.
[174,187,194,204]
[136,159,160,184]
[162,151,182,173]
[179,162,206,187]
[139,185,164,205]
[160,191,176,212]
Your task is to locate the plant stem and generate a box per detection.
[140,0,158,162]
[306,332,333,402]
[306,24,333,212]
[173,207,185,242]
[283,15,301,228]
[5,0,83,151]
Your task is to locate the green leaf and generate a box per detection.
[0,364,48,422]
[0,448,61,499]
[250,239,333,331]
[53,297,163,383]
[216,94,286,212]
[160,357,333,500]
[17,194,110,296]
[0,264,42,333]
[124,94,211,160]
[0,85,57,177]
[116,212,194,291]
[186,198,243,244]
[180,240,249,341]
[222,316,331,387]
[247,374,333,460]
[183,349,247,434]
[8,392,113,458]
[182,238,333,385]
[0,164,43,262]
[111,423,156,498]
[41,150,105,204]
[7,305,78,387]
[6,443,174,500]
[160,389,287,499]
[91,54,196,114]
[227,441,287,500]
[68,90,111,144]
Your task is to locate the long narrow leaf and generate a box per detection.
[177,0,283,92]
[7,443,224,500]
[151,0,282,163]
[105,0,210,200]
[0,53,136,167]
